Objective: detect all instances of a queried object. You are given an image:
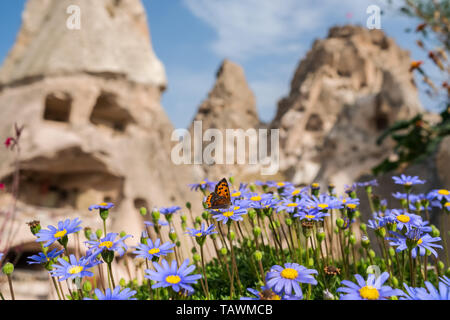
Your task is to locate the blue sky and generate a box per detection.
[0,0,444,129]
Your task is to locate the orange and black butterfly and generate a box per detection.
[204,178,231,209]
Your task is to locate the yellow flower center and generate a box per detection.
[404,182,412,186]
[359,286,380,300]
[99,241,113,249]
[68,266,83,274]
[200,181,206,184]
[438,189,449,196]
[166,275,181,284]
[287,203,298,207]
[396,214,410,223]
[54,229,67,238]
[148,248,160,255]
[292,190,300,196]
[277,182,285,187]
[317,203,328,209]
[311,183,319,188]
[231,192,241,197]
[223,211,234,217]
[342,199,347,203]
[100,202,108,206]
[251,196,261,201]
[444,202,450,208]
[234,206,240,210]
[417,238,423,245]
[347,204,357,209]
[305,215,315,219]
[195,232,203,237]
[280,268,298,280]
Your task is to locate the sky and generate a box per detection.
[0,0,444,129]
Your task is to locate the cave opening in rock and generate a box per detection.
[90,92,134,132]
[43,92,72,122]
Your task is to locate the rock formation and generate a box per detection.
[0,0,209,299]
[189,59,267,182]
[272,25,422,190]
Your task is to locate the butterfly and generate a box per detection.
[204,178,231,209]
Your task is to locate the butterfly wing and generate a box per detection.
[204,178,231,209]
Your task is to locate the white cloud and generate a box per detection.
[183,0,379,60]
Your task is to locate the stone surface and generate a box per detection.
[271,25,422,191]
[0,0,210,293]
[436,136,450,187]
[0,0,166,88]
[189,59,267,182]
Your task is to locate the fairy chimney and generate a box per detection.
[0,0,207,277]
[272,25,422,190]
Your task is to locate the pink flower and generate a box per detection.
[4,137,13,148]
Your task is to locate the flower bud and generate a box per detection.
[169,230,177,242]
[186,202,191,210]
[359,223,367,233]
[83,280,93,292]
[139,207,147,217]
[285,218,293,226]
[193,253,201,263]
[220,247,228,256]
[119,231,127,238]
[248,209,256,220]
[377,227,386,238]
[336,218,344,228]
[95,229,103,239]
[202,211,209,221]
[119,278,126,287]
[389,247,395,258]
[176,240,181,247]
[334,226,339,234]
[438,261,444,270]
[2,262,14,275]
[151,209,160,222]
[323,289,334,300]
[229,176,235,184]
[316,231,325,242]
[392,276,399,288]
[254,250,263,261]
[368,249,376,259]
[249,184,256,192]
[431,227,440,238]
[27,220,41,235]
[308,258,314,267]
[253,226,261,238]
[84,227,92,240]
[195,216,202,225]
[361,236,370,249]
[228,231,236,241]
[349,234,356,245]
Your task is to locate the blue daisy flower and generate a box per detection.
[412,281,450,300]
[144,220,169,227]
[211,206,247,224]
[356,179,378,188]
[159,206,181,215]
[392,174,425,186]
[245,193,275,209]
[27,248,64,265]
[302,194,343,211]
[280,186,308,199]
[88,202,114,211]
[293,209,327,222]
[276,198,302,214]
[336,272,404,300]
[35,218,82,247]
[145,259,202,293]
[188,179,217,192]
[85,232,132,258]
[265,263,318,298]
[133,238,175,260]
[240,285,301,300]
[385,209,422,231]
[186,223,217,238]
[428,189,450,202]
[50,254,101,281]
[387,228,442,258]
[85,286,137,300]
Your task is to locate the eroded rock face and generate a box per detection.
[272,25,422,190]
[0,0,206,284]
[189,59,265,181]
